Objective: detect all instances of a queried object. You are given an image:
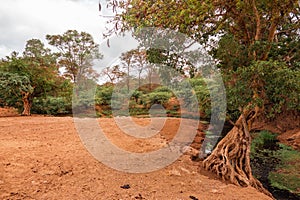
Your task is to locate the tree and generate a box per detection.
[46,30,102,83]
[130,48,147,88]
[0,71,33,115]
[101,65,126,84]
[0,39,64,116]
[120,49,136,91]
[120,48,148,88]
[104,0,300,197]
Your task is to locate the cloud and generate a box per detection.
[0,0,107,58]
[0,0,141,85]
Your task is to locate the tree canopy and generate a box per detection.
[104,0,300,197]
[46,30,102,83]
[0,39,66,115]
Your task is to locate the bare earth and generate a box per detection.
[0,114,272,200]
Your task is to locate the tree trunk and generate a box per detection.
[21,91,33,116]
[202,109,274,199]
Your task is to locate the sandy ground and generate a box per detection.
[0,113,273,200]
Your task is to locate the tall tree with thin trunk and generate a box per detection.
[120,49,136,91]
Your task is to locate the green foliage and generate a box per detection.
[108,0,300,122]
[31,96,72,115]
[97,109,112,117]
[268,143,300,196]
[95,84,114,105]
[177,77,211,116]
[250,131,281,180]
[213,34,249,71]
[72,78,97,116]
[142,89,172,107]
[46,30,102,82]
[226,61,300,120]
[93,79,212,118]
[0,72,33,96]
[131,90,142,102]
[269,173,300,196]
[251,130,300,196]
[277,143,300,163]
[110,0,300,66]
[152,86,171,93]
[0,71,33,109]
[129,107,149,116]
[0,40,70,115]
[251,130,279,154]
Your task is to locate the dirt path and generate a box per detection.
[0,116,272,200]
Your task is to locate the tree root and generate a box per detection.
[203,112,274,199]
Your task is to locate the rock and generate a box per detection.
[120,184,130,189]
[134,193,144,199]
[31,180,39,185]
[211,189,220,194]
[180,167,191,174]
[168,169,181,176]
[182,146,199,157]
[189,195,199,200]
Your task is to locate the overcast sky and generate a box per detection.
[0,0,109,59]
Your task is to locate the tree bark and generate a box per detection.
[202,108,274,199]
[21,91,33,116]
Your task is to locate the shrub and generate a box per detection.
[145,91,172,106]
[95,84,114,105]
[31,96,72,115]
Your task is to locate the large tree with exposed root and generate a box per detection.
[104,0,300,198]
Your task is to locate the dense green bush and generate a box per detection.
[153,86,172,93]
[177,78,211,116]
[130,90,143,103]
[31,96,72,115]
[143,91,172,106]
[95,84,114,105]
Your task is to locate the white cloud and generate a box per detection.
[0,0,107,58]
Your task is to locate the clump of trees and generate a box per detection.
[0,30,101,116]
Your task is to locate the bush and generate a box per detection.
[251,130,279,152]
[144,91,172,106]
[31,96,72,115]
[95,84,114,105]
[177,77,211,116]
[131,90,143,103]
[153,86,172,93]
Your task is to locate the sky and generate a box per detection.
[0,0,209,84]
[0,0,109,59]
[0,0,141,83]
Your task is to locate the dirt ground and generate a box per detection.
[0,113,274,200]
